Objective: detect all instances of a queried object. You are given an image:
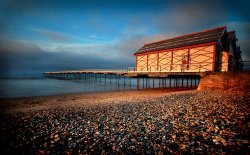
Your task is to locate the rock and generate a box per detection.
[213,138,220,145]
[2,90,249,154]
[172,135,176,140]
[39,150,46,155]
[221,138,227,146]
[237,139,249,144]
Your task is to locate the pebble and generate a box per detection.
[0,90,249,154]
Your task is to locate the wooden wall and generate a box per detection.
[221,51,229,72]
[136,44,216,72]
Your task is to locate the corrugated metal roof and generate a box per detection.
[135,26,226,54]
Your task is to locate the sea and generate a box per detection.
[0,76,198,98]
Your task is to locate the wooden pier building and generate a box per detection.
[134,26,242,74]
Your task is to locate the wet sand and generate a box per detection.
[0,90,249,154]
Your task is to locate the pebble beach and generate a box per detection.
[0,90,249,154]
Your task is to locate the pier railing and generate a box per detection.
[79,69,128,74]
[44,61,249,75]
[128,61,249,73]
[44,69,128,74]
[127,63,223,73]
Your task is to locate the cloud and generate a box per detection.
[0,39,134,77]
[238,39,250,61]
[31,28,72,42]
[228,22,250,39]
[153,1,228,34]
[0,30,174,77]
[111,33,175,58]
[227,22,250,61]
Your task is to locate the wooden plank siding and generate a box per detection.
[135,44,216,72]
[221,51,229,72]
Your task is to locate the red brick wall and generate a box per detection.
[197,72,250,94]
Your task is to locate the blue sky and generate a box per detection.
[0,0,250,77]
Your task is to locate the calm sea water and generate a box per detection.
[0,77,137,98]
[0,77,198,98]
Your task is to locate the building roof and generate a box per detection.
[227,31,235,43]
[135,26,226,55]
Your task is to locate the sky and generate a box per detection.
[0,0,250,77]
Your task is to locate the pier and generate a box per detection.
[43,68,202,90]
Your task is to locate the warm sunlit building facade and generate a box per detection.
[134,26,242,73]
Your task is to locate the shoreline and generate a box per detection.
[0,88,246,115]
[0,87,197,99]
[0,89,196,114]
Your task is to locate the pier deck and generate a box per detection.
[43,69,202,90]
[44,69,209,78]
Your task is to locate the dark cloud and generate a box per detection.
[153,1,227,33]
[0,39,133,77]
[227,22,250,61]
[239,39,250,61]
[111,33,173,59]
[120,0,250,61]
